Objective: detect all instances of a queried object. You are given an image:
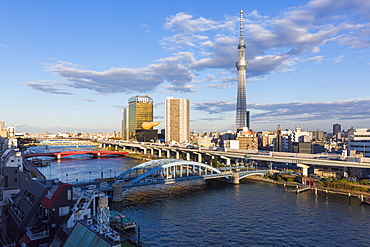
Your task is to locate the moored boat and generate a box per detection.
[109,210,137,230]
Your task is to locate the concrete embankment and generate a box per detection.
[246,176,370,198]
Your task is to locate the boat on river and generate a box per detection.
[361,196,370,205]
[30,158,50,167]
[109,210,137,230]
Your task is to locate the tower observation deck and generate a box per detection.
[235,10,248,129]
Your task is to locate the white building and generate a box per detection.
[348,128,370,158]
[165,97,190,143]
[292,126,311,142]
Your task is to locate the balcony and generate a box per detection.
[26,226,49,240]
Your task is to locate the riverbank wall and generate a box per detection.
[246,176,370,199]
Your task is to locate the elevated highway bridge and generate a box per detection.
[98,140,370,176]
[32,138,99,147]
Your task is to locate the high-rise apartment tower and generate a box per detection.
[165,97,190,143]
[128,95,153,139]
[236,10,248,129]
[333,124,341,135]
[121,108,129,141]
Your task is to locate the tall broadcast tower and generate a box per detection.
[235,10,248,129]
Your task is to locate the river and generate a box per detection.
[31,146,370,246]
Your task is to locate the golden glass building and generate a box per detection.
[128,95,153,139]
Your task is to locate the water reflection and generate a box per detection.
[27,146,370,246]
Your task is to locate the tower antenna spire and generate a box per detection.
[235,10,248,129]
[240,9,244,38]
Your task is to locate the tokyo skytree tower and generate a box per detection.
[235,10,248,129]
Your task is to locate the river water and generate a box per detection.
[31,146,370,247]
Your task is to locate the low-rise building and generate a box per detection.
[348,128,370,158]
[236,128,258,150]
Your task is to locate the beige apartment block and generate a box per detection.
[165,97,190,143]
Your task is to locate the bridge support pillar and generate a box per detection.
[112,184,123,202]
[186,153,190,161]
[229,173,240,184]
[297,164,310,177]
[198,153,202,163]
[150,148,154,156]
[166,150,170,158]
[221,156,230,166]
[142,148,147,154]
[157,149,162,158]
[175,152,180,160]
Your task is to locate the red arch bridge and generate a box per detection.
[23,150,129,159]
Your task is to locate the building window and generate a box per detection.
[59,206,70,216]
[14,178,18,183]
[67,190,72,200]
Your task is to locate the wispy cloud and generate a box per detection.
[25,80,73,95]
[114,105,126,109]
[81,98,96,103]
[199,117,225,121]
[193,100,235,113]
[193,99,370,123]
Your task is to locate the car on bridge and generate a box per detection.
[100,182,109,188]
[86,185,96,190]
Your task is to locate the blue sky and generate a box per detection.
[1,0,369,134]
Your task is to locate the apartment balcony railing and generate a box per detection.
[26,226,49,241]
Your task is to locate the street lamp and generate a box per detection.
[66,174,68,183]
[109,169,112,178]
[89,171,91,181]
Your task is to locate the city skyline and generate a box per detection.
[1,0,370,134]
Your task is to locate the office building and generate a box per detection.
[292,126,311,142]
[0,121,7,137]
[236,127,258,150]
[165,97,190,143]
[128,95,153,139]
[348,128,370,158]
[236,10,248,129]
[333,124,341,134]
[311,129,324,141]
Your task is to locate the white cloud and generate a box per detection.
[27,52,197,94]
[163,84,196,93]
[332,55,344,63]
[26,0,370,96]
[307,55,324,63]
[193,75,216,84]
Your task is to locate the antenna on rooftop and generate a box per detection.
[240,10,244,38]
